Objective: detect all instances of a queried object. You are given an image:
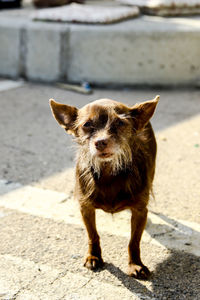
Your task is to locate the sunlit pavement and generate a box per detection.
[0,80,199,299]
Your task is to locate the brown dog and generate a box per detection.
[50,95,159,279]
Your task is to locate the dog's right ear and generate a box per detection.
[49,99,78,135]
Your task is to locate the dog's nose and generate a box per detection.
[95,139,108,151]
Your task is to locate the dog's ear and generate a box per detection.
[130,95,159,131]
[49,99,78,135]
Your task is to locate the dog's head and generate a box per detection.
[50,96,159,175]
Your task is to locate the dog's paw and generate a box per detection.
[84,255,104,270]
[128,263,150,280]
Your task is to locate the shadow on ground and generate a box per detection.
[105,248,200,300]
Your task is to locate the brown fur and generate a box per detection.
[50,96,159,279]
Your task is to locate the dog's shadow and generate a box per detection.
[102,215,200,299]
[104,251,199,299]
[103,262,154,298]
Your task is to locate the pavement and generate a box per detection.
[0,79,200,299]
[0,1,200,85]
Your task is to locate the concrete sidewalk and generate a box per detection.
[0,79,200,299]
[0,1,200,86]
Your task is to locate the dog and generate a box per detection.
[50,95,159,279]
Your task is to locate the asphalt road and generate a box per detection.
[0,79,199,299]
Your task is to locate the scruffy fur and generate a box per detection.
[50,96,159,279]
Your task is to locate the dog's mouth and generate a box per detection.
[98,152,113,159]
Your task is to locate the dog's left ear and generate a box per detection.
[49,99,78,135]
[130,95,159,131]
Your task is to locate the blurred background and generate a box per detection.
[0,0,200,86]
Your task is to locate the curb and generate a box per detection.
[0,13,200,86]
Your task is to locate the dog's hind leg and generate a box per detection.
[80,204,104,270]
[128,207,150,279]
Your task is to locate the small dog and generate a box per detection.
[50,95,159,279]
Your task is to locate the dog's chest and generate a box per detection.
[92,173,137,213]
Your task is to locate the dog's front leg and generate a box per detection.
[128,207,150,279]
[80,204,104,270]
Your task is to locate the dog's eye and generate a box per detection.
[83,121,92,128]
[118,119,124,126]
[110,118,125,134]
[115,118,125,127]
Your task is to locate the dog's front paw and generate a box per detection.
[128,263,150,280]
[84,255,104,270]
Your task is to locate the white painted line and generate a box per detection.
[0,179,199,256]
[0,80,24,92]
[0,179,22,195]
[0,210,8,218]
[145,213,200,256]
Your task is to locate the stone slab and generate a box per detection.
[0,11,200,85]
[0,19,22,78]
[67,16,200,85]
[26,22,69,82]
